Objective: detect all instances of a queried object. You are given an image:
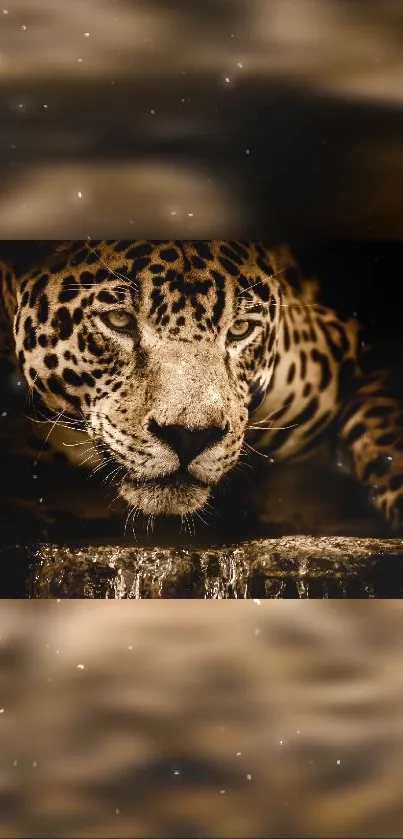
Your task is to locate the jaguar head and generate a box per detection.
[13,240,283,516]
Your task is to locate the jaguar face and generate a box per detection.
[13,241,283,516]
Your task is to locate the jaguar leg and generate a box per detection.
[338,369,403,533]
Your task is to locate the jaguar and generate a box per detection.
[1,239,403,531]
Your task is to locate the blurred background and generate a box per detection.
[0,0,403,240]
[1,600,403,838]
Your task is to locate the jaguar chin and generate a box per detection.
[120,472,212,517]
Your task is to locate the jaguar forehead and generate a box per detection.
[144,271,229,335]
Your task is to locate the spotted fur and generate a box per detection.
[1,240,402,530]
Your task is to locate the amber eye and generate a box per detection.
[100,309,136,334]
[227,320,257,342]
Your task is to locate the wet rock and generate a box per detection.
[11,536,403,598]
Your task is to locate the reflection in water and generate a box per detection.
[1,601,403,837]
[1,1,403,238]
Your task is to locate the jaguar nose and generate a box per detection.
[148,419,228,468]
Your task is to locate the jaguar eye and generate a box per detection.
[227,320,257,342]
[100,310,136,333]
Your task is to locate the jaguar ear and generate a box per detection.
[267,244,320,303]
[266,244,299,276]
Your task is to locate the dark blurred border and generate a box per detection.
[1,0,403,239]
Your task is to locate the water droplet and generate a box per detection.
[84,32,90,38]
[0,708,4,714]
[77,663,85,670]
[77,191,83,199]
[245,148,250,155]
[21,24,27,30]
[336,759,341,765]
[246,774,252,781]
